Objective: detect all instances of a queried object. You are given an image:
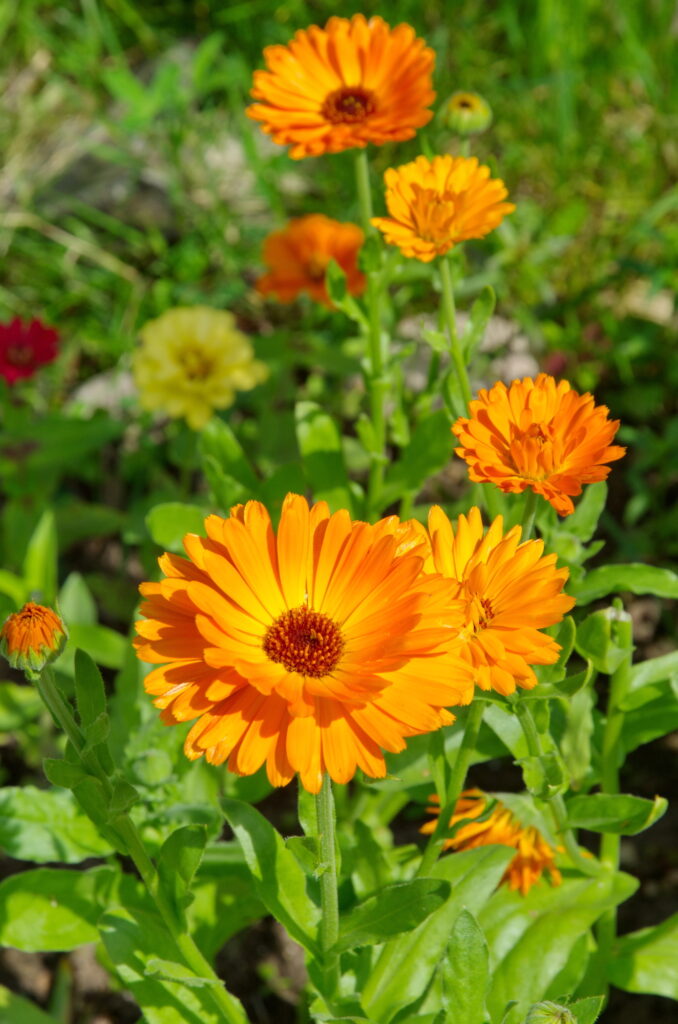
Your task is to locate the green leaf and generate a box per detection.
[461,286,495,362]
[58,572,97,626]
[335,878,450,953]
[381,409,453,507]
[575,610,627,675]
[537,617,576,685]
[0,866,114,951]
[56,623,127,672]
[627,648,678,695]
[518,750,567,799]
[621,681,678,753]
[565,793,667,835]
[0,786,113,863]
[107,779,139,819]
[326,258,347,302]
[74,649,107,729]
[0,682,41,731]
[566,482,607,542]
[571,564,678,604]
[146,502,209,553]
[559,687,594,786]
[0,984,61,1024]
[157,825,207,921]
[0,570,27,606]
[145,957,219,987]
[221,797,320,953]
[295,401,353,513]
[22,508,58,604]
[607,911,678,998]
[441,908,489,1024]
[565,995,605,1024]
[199,417,260,493]
[43,757,87,789]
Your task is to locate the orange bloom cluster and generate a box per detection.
[453,374,626,516]
[256,215,365,307]
[421,790,562,895]
[0,602,67,677]
[247,15,435,158]
[371,155,514,261]
[134,494,474,793]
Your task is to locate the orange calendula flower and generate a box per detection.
[452,374,626,516]
[247,15,435,159]
[419,505,574,695]
[421,789,562,895]
[256,215,365,308]
[371,155,514,262]
[134,494,473,793]
[0,602,67,678]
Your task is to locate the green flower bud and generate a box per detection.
[441,91,493,135]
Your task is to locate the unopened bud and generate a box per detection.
[525,1001,576,1024]
[0,602,67,679]
[441,91,492,136]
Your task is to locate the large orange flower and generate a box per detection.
[255,215,365,308]
[421,790,562,895]
[247,15,435,159]
[134,495,473,793]
[452,374,625,515]
[418,505,574,695]
[371,155,514,261]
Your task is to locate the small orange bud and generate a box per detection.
[0,602,67,678]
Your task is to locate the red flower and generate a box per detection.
[0,318,59,385]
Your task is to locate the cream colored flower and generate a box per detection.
[133,307,267,430]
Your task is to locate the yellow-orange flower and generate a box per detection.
[256,215,365,307]
[452,374,626,516]
[0,602,67,677]
[134,495,473,793]
[247,15,435,159]
[421,789,562,895]
[418,505,574,695]
[371,155,514,262]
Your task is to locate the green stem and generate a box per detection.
[514,699,601,878]
[315,774,340,1000]
[36,668,247,1024]
[596,607,633,953]
[418,701,485,877]
[520,490,539,540]
[355,149,387,518]
[439,256,472,411]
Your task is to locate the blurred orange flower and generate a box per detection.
[247,15,435,158]
[421,789,562,895]
[256,215,365,307]
[453,374,625,515]
[422,505,574,695]
[371,155,514,261]
[134,495,473,793]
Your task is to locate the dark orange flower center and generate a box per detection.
[468,594,494,632]
[321,87,377,124]
[305,255,329,281]
[263,606,344,678]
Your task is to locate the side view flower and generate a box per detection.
[256,215,365,307]
[247,14,435,159]
[371,154,514,261]
[421,789,562,895]
[452,373,626,515]
[1,602,67,678]
[132,306,268,431]
[0,317,59,385]
[419,505,574,695]
[134,494,474,793]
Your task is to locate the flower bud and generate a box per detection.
[441,91,492,135]
[0,602,67,678]
[525,1001,576,1024]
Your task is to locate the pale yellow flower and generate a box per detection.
[133,307,267,430]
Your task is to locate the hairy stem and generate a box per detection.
[315,774,340,999]
[439,256,472,411]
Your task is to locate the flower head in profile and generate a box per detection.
[247,15,435,159]
[452,374,625,516]
[0,318,59,385]
[134,495,473,793]
[1,603,67,678]
[419,506,574,695]
[256,215,365,308]
[371,155,514,262]
[421,789,562,895]
[132,307,267,431]
[441,91,492,136]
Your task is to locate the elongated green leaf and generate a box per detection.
[146,957,219,987]
[146,503,209,554]
[571,564,678,604]
[627,649,678,694]
[56,624,127,672]
[441,909,489,1024]
[0,570,27,606]
[74,648,107,729]
[621,684,678,753]
[566,482,607,542]
[0,786,113,863]
[221,797,320,953]
[0,984,60,1024]
[22,508,58,604]
[158,825,207,921]
[566,793,667,835]
[462,286,495,362]
[295,401,353,513]
[335,878,450,952]
[381,409,452,507]
[199,417,260,492]
[608,911,678,998]
[575,611,627,675]
[0,866,115,951]
[58,572,97,626]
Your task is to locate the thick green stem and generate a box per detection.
[439,256,472,411]
[355,150,387,518]
[514,699,601,878]
[315,774,340,999]
[418,701,485,877]
[36,668,247,1024]
[520,489,539,540]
